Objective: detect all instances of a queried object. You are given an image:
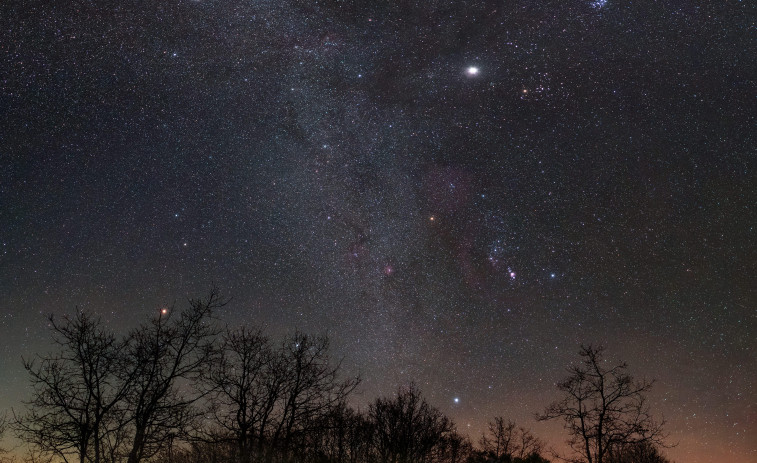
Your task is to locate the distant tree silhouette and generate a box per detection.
[537,345,669,463]
[517,454,551,463]
[13,311,132,463]
[605,441,671,463]
[475,418,545,463]
[514,425,544,461]
[369,383,455,463]
[480,417,517,460]
[436,430,472,463]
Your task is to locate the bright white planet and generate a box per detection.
[466,66,479,76]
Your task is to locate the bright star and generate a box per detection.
[466,66,479,76]
[453,397,460,404]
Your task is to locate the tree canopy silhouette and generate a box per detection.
[14,311,132,463]
[537,345,669,463]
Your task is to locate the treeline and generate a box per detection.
[161,385,552,463]
[5,289,672,463]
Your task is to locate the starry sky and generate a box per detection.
[1,1,755,462]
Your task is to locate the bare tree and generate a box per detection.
[122,288,225,463]
[369,383,455,463]
[203,327,277,463]
[478,418,544,462]
[333,405,374,463]
[270,332,360,461]
[200,328,358,463]
[13,311,131,463]
[300,401,368,463]
[515,426,544,460]
[537,345,668,463]
[480,417,517,460]
[436,431,471,463]
[12,289,229,463]
[0,414,12,463]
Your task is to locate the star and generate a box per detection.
[466,66,479,76]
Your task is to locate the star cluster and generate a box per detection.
[1,1,754,462]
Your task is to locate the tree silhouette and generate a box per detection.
[202,326,279,463]
[300,401,372,463]
[0,414,10,462]
[122,288,225,463]
[537,345,668,463]
[270,332,360,461]
[515,425,544,461]
[605,441,672,463]
[200,328,359,463]
[477,418,545,463]
[369,383,455,463]
[14,311,132,463]
[436,430,471,463]
[12,289,604,463]
[480,417,517,460]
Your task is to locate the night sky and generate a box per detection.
[1,1,755,462]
